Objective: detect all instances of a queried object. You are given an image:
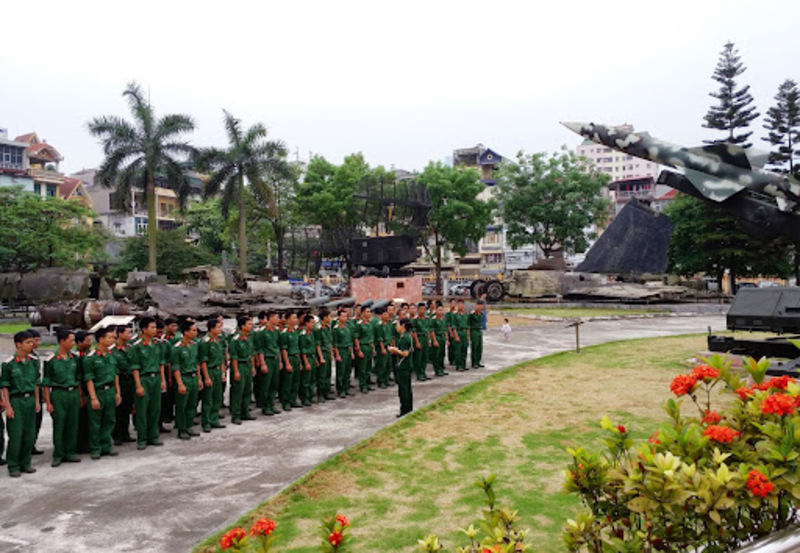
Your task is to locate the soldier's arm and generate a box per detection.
[131,347,144,396]
[1,387,12,418]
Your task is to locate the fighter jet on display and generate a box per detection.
[562,121,800,213]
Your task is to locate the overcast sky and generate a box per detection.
[3,0,798,175]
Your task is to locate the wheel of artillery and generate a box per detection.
[470,280,486,299]
[484,280,505,303]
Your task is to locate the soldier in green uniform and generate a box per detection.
[388,320,414,418]
[75,330,93,453]
[199,318,227,431]
[28,329,45,457]
[469,300,485,368]
[314,308,334,402]
[252,312,268,412]
[172,320,201,440]
[2,331,41,476]
[279,312,302,410]
[298,314,318,406]
[353,307,376,393]
[332,309,354,398]
[42,328,82,467]
[83,327,121,460]
[112,325,136,446]
[228,315,256,424]
[446,299,457,366]
[413,303,431,381]
[430,303,449,376]
[130,317,166,450]
[259,311,282,415]
[453,300,470,371]
[370,307,387,389]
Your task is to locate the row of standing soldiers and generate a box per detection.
[0,298,485,477]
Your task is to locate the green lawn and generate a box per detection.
[195,334,707,553]
[0,322,31,335]
[500,307,671,318]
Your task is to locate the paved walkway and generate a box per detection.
[0,315,725,553]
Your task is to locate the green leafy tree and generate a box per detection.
[184,198,231,255]
[495,148,610,259]
[762,78,800,178]
[665,193,791,290]
[251,163,302,278]
[111,229,218,281]
[295,154,371,268]
[196,111,290,276]
[0,187,107,273]
[702,42,760,147]
[88,81,195,273]
[417,162,495,292]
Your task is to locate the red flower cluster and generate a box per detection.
[761,375,796,391]
[220,527,247,550]
[702,425,739,443]
[648,432,661,445]
[328,531,343,547]
[735,387,754,401]
[670,374,698,396]
[746,469,775,498]
[702,410,722,424]
[335,514,349,528]
[481,546,503,553]
[692,365,720,381]
[761,393,797,416]
[250,517,276,537]
[617,425,626,434]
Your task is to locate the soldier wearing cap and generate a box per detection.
[1,331,41,477]
[83,327,121,460]
[130,316,166,449]
[42,328,82,467]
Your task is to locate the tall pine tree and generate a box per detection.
[762,79,800,178]
[702,42,760,147]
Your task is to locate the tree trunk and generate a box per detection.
[147,177,157,273]
[728,268,736,296]
[435,232,443,296]
[238,171,247,277]
[275,225,285,280]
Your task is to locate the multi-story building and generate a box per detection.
[78,166,204,238]
[452,144,540,277]
[576,124,661,181]
[0,127,34,190]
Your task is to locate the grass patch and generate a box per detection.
[0,322,31,335]
[500,307,671,318]
[195,334,707,553]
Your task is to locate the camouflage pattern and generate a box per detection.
[562,122,800,212]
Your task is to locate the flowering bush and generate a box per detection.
[320,513,352,552]
[217,518,277,552]
[563,354,800,551]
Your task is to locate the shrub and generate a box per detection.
[563,354,800,552]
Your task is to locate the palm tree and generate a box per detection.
[88,82,195,273]
[196,111,290,276]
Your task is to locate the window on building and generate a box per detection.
[33,183,41,195]
[46,185,57,197]
[484,231,502,245]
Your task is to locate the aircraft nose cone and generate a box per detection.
[561,121,592,136]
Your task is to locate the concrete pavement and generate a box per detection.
[0,315,725,553]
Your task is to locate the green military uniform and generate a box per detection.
[469,311,484,368]
[129,337,163,447]
[161,332,181,425]
[430,316,447,376]
[332,322,353,397]
[314,322,333,400]
[112,343,135,444]
[373,320,391,388]
[171,340,200,437]
[445,310,456,366]
[279,328,301,409]
[298,328,317,406]
[412,315,430,381]
[228,331,255,423]
[83,350,118,457]
[198,334,226,429]
[259,327,282,414]
[76,351,91,453]
[452,312,470,371]
[252,326,267,411]
[353,320,375,392]
[43,352,81,465]
[1,355,40,475]
[394,333,414,416]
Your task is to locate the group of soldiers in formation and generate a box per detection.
[0,297,486,478]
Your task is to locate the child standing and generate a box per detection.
[501,319,511,341]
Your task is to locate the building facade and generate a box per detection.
[576,124,661,181]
